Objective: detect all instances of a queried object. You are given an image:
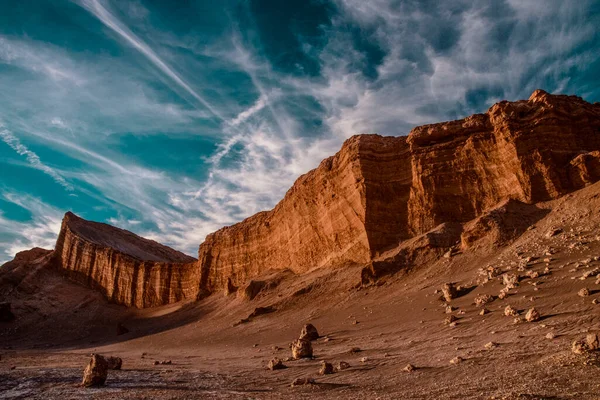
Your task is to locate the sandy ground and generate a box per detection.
[3,185,600,399]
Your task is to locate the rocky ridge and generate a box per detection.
[3,90,599,308]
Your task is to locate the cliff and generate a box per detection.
[197,135,412,291]
[7,89,600,308]
[52,212,198,308]
[198,90,600,292]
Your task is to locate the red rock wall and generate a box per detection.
[53,214,199,308]
[407,90,600,234]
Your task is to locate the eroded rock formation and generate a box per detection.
[198,90,600,291]
[4,90,599,308]
[52,212,197,308]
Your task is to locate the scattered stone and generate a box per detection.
[504,305,519,317]
[484,342,497,350]
[441,283,458,302]
[0,303,15,322]
[579,288,591,297]
[106,356,122,370]
[360,357,368,363]
[319,361,334,375]
[525,307,540,322]
[82,354,108,387]
[268,358,287,370]
[545,332,556,340]
[498,289,508,300]
[403,363,416,372]
[445,305,455,314]
[299,323,319,341]
[503,273,519,289]
[593,298,599,305]
[154,360,172,365]
[291,339,313,359]
[450,356,463,365]
[337,361,350,371]
[474,294,494,307]
[526,270,539,279]
[479,308,489,316]
[291,377,315,387]
[586,333,599,350]
[444,315,458,325]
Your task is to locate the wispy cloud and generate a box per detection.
[76,0,225,121]
[0,125,74,192]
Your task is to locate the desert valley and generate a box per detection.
[1,90,600,399]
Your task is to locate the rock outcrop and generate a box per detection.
[198,90,600,291]
[4,90,599,307]
[52,212,197,308]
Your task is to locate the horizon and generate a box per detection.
[1,0,600,263]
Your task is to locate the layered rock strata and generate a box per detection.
[52,212,197,308]
[198,90,600,291]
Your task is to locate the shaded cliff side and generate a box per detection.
[198,90,600,292]
[52,212,198,308]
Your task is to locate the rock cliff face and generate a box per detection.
[198,90,600,292]
[53,212,197,308]
[8,90,599,308]
[198,135,411,291]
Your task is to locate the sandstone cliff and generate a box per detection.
[198,90,600,292]
[52,212,198,308]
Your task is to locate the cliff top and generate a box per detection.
[62,212,196,263]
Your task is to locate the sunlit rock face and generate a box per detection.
[45,91,600,306]
[198,90,600,292]
[53,212,197,308]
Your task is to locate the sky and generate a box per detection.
[0,0,599,263]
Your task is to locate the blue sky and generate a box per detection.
[1,0,599,262]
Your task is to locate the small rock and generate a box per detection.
[299,323,319,341]
[337,361,350,371]
[450,356,463,365]
[484,342,497,350]
[504,305,519,317]
[291,339,313,359]
[592,298,599,305]
[525,307,540,322]
[579,288,591,297]
[291,377,315,387]
[474,294,494,307]
[526,270,539,279]
[403,363,416,372]
[82,354,108,387]
[319,361,334,375]
[445,305,455,314]
[503,273,519,289]
[268,358,286,370]
[586,333,599,350]
[545,332,556,340]
[349,347,362,354]
[360,357,368,363]
[546,228,563,238]
[479,308,489,316]
[441,283,458,302]
[444,315,458,325]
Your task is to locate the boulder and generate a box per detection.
[299,323,319,341]
[268,358,286,370]
[82,354,108,387]
[474,294,494,307]
[291,339,313,359]
[319,361,334,375]
[441,283,458,302]
[586,333,599,350]
[525,307,540,322]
